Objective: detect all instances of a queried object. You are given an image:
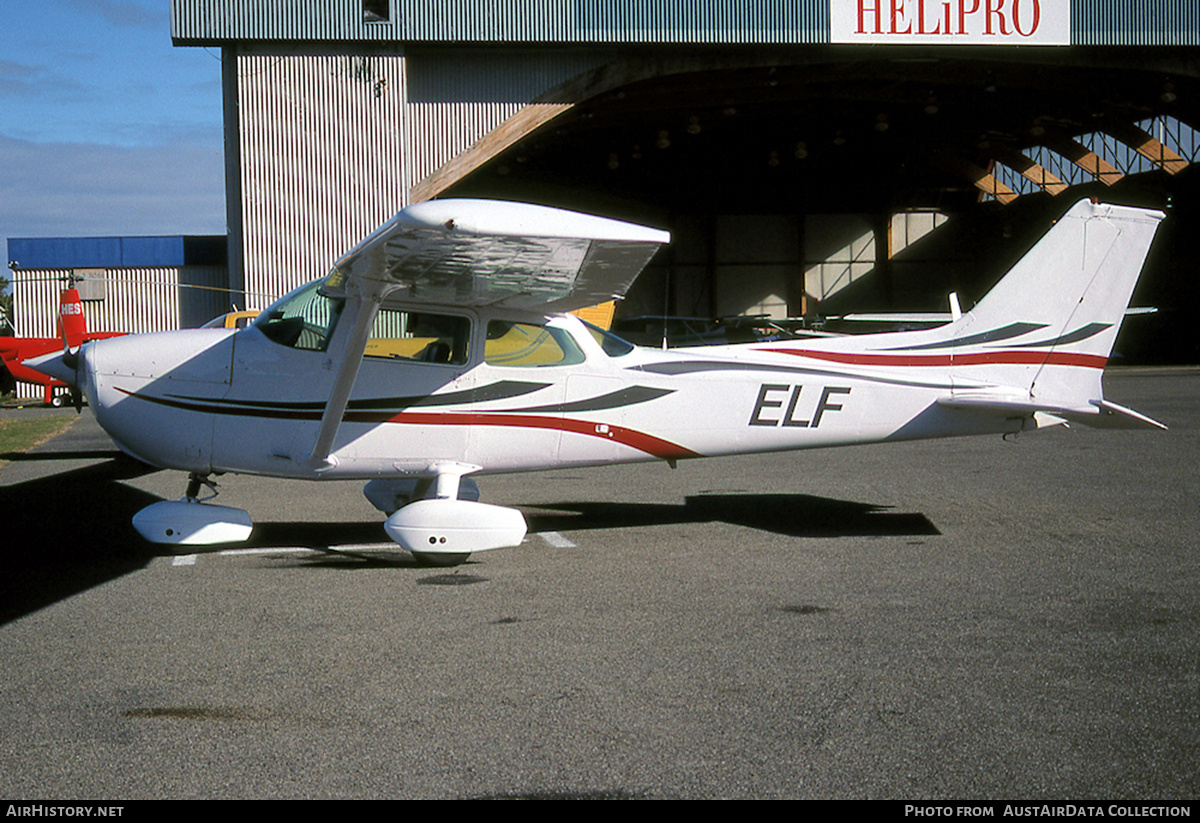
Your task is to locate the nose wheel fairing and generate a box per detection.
[132,498,255,546]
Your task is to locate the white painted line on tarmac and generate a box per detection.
[537,531,577,548]
[172,554,197,566]
[218,547,316,557]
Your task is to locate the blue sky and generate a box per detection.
[2,0,226,271]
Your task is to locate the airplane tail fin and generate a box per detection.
[937,200,1165,428]
[56,288,88,345]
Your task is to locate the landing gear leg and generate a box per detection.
[185,473,219,502]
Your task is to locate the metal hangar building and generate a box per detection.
[172,0,1198,358]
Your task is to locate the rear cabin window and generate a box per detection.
[365,309,470,366]
[583,321,636,357]
[484,321,585,367]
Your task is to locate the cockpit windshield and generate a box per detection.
[253,281,344,352]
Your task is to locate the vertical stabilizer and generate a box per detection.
[946,200,1164,407]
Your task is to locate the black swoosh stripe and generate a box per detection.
[118,383,675,420]
[157,380,552,414]
[506,385,674,413]
[1003,322,1111,349]
[886,322,1047,351]
[634,360,955,390]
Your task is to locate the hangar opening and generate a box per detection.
[425,49,1199,360]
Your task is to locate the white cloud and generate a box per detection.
[1,135,226,259]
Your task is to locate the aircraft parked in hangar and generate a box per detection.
[1,288,124,407]
[31,198,1167,565]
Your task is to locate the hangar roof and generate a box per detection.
[7,236,227,271]
[400,45,1197,216]
[171,0,1199,46]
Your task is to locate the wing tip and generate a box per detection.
[398,199,671,244]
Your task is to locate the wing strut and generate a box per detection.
[305,287,383,470]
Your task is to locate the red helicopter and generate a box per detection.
[1,288,124,407]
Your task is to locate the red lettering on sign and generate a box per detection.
[849,0,1046,40]
[890,0,912,34]
[857,0,884,34]
[958,0,981,35]
[1012,0,1041,35]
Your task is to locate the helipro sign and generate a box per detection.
[830,0,1071,45]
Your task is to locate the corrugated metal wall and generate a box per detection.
[13,267,229,338]
[172,0,1198,45]
[405,100,524,188]
[171,0,402,42]
[1072,0,1199,46]
[400,0,830,44]
[10,266,229,397]
[230,45,606,297]
[405,49,609,185]
[232,45,410,301]
[172,0,832,44]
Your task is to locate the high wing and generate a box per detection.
[320,198,671,312]
[306,199,671,468]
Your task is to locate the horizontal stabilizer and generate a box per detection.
[938,394,1166,430]
[25,351,77,386]
[1089,399,1168,430]
[938,394,1093,419]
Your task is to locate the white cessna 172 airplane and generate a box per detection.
[32,197,1166,565]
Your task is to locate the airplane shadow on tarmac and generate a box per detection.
[0,451,939,622]
[0,453,163,625]
[234,495,939,570]
[523,495,940,540]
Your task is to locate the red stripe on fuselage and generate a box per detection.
[387,410,699,460]
[757,348,1108,369]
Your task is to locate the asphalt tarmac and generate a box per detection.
[1,369,1197,800]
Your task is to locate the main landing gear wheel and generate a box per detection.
[369,466,527,565]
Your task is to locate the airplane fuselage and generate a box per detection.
[79,302,1020,481]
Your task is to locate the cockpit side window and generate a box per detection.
[254,281,343,352]
[582,321,636,357]
[484,320,585,367]
[365,308,470,365]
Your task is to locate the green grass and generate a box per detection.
[0,415,75,467]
